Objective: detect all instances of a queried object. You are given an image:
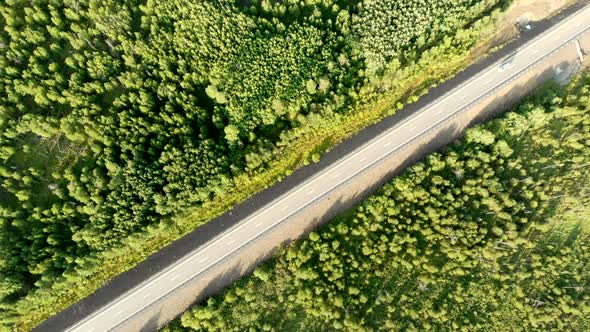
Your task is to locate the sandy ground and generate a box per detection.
[491,0,577,46]
[579,29,590,55]
[511,0,575,22]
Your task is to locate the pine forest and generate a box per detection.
[1,0,575,330]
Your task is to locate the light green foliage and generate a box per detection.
[0,0,506,329]
[353,0,503,78]
[166,74,590,331]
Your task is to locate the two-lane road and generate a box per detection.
[67,5,590,331]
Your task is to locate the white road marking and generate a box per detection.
[142,293,151,299]
[409,125,417,131]
[359,156,367,162]
[531,49,539,54]
[170,274,181,282]
[198,257,208,263]
[384,142,392,147]
[280,205,289,211]
[255,222,263,228]
[307,189,314,195]
[332,172,342,178]
[227,239,236,245]
[113,311,123,318]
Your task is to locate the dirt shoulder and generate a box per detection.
[479,0,578,53]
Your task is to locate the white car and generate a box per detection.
[499,61,512,71]
[499,52,517,72]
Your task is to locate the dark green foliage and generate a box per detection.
[166,74,590,331]
[0,0,506,328]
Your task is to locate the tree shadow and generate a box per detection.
[137,311,161,332]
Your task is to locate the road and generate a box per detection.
[66,5,590,332]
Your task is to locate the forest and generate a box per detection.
[1,0,513,329]
[165,73,590,331]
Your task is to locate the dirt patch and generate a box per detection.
[579,30,590,54]
[509,0,575,22]
[491,0,577,46]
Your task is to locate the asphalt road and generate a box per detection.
[58,5,590,332]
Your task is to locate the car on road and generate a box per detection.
[499,52,517,72]
[499,61,513,71]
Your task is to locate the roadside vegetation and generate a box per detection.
[165,73,590,331]
[0,0,562,329]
